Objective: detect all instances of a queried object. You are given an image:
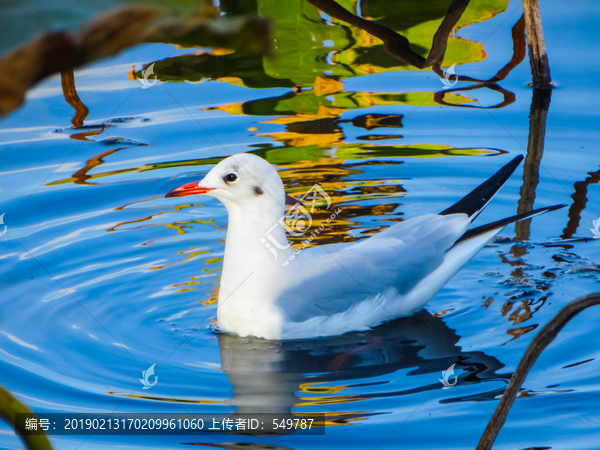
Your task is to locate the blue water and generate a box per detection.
[1,0,600,449]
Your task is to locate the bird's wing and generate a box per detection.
[277,213,470,321]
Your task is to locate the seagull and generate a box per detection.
[166,154,564,340]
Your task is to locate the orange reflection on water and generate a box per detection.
[150,248,212,271]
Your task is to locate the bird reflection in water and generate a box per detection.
[180,311,508,445]
[208,311,508,425]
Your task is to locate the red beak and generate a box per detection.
[166,182,214,198]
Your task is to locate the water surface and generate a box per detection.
[1,0,600,449]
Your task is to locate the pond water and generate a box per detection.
[1,0,599,449]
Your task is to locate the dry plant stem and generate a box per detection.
[522,0,552,88]
[477,293,600,450]
[0,385,54,450]
[0,7,271,117]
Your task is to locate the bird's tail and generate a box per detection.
[454,204,566,244]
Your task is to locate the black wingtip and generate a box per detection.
[455,203,566,244]
[543,203,568,212]
[440,155,525,218]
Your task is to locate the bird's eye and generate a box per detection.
[224,173,238,183]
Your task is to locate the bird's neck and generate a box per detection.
[220,204,293,299]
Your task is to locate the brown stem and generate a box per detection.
[522,0,552,88]
[477,293,600,450]
[0,385,54,450]
[0,7,271,117]
[60,69,89,127]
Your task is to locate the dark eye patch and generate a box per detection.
[224,173,238,182]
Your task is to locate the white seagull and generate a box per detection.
[166,154,564,340]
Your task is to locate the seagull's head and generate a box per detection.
[166,153,286,214]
